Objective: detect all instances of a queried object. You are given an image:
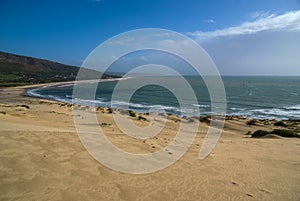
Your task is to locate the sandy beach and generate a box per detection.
[0,85,299,201]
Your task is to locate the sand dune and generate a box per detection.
[0,86,299,201]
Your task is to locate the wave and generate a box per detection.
[191,104,210,108]
[228,105,300,120]
[27,89,42,98]
[27,89,73,104]
[110,100,181,113]
[283,105,300,110]
[27,85,300,120]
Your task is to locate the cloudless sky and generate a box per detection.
[1,0,300,75]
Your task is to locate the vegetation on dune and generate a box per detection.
[251,130,270,138]
[288,119,300,122]
[271,129,300,138]
[199,116,210,123]
[100,122,111,127]
[138,115,147,121]
[128,110,136,117]
[251,129,300,138]
[274,121,287,127]
[246,119,256,126]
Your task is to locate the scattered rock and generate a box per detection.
[246,193,254,198]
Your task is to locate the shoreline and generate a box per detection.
[21,81,300,122]
[23,77,131,104]
[5,82,300,137]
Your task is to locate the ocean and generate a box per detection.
[28,76,300,120]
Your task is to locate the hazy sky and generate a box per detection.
[1,0,300,75]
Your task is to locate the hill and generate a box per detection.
[0,51,120,87]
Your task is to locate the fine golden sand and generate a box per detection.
[0,85,299,201]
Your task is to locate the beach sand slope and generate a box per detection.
[0,86,299,201]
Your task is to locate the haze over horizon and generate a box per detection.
[1,0,300,76]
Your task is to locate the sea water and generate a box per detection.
[28,76,300,120]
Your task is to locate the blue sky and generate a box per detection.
[1,0,300,75]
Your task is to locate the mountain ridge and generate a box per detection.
[0,51,120,87]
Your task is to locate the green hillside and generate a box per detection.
[0,51,120,87]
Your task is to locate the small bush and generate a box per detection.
[274,121,287,127]
[187,118,195,123]
[245,131,252,135]
[96,107,103,111]
[247,119,256,126]
[251,130,269,138]
[129,110,136,117]
[138,115,147,121]
[251,129,300,138]
[21,104,30,109]
[107,108,113,113]
[199,116,210,123]
[100,122,111,127]
[288,119,300,123]
[271,129,300,138]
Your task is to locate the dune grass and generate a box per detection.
[251,129,300,138]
